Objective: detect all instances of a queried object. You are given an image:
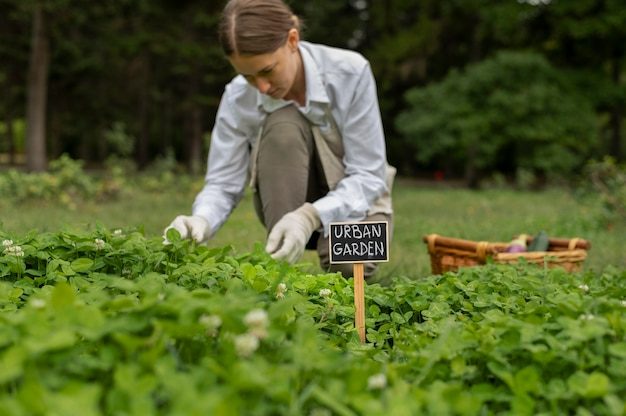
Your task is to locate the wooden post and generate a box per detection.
[328,221,389,345]
[353,262,365,343]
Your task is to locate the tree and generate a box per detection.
[2,0,622,176]
[25,1,49,171]
[523,0,626,161]
[354,0,534,173]
[396,51,598,187]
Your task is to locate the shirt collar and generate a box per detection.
[258,42,330,112]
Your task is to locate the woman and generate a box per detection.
[166,0,394,277]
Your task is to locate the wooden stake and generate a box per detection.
[353,262,365,343]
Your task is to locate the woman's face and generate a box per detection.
[228,29,302,101]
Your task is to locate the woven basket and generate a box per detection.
[423,234,590,274]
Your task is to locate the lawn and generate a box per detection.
[1,176,623,281]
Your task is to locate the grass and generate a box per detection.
[385,179,624,279]
[1,177,624,282]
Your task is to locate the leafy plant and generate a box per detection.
[395,51,598,187]
[581,157,626,226]
[0,154,200,209]
[0,154,99,209]
[1,227,625,414]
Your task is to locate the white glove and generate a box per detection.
[265,203,321,264]
[164,215,212,244]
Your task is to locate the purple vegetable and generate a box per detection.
[506,244,526,253]
[505,235,528,253]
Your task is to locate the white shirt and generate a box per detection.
[192,41,389,235]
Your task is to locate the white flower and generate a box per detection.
[2,240,13,248]
[621,300,626,308]
[31,298,46,309]
[6,245,24,257]
[199,314,222,337]
[579,313,595,321]
[244,309,269,339]
[249,326,268,340]
[244,309,268,329]
[367,373,387,390]
[319,288,332,298]
[234,333,259,357]
[113,229,123,236]
[578,284,589,292]
[276,283,287,299]
[199,314,222,328]
[94,239,106,250]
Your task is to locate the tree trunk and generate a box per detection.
[1,77,16,165]
[96,123,107,163]
[136,55,150,169]
[609,51,623,161]
[464,144,480,189]
[186,70,203,174]
[6,110,15,165]
[25,3,49,172]
[188,105,203,174]
[610,106,623,162]
[161,94,173,155]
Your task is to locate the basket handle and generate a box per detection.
[546,237,591,250]
[476,241,489,262]
[426,233,439,254]
[423,234,487,251]
[568,238,580,250]
[423,234,494,261]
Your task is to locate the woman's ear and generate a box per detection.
[287,28,299,52]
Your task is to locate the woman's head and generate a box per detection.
[218,0,300,56]
[220,0,306,103]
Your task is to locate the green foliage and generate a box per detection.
[0,155,100,208]
[0,227,625,414]
[581,157,626,225]
[396,51,598,185]
[2,169,625,277]
[0,119,25,153]
[0,154,201,209]
[103,122,134,159]
[2,0,625,173]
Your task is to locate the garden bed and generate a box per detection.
[1,228,625,414]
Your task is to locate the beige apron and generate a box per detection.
[250,106,395,217]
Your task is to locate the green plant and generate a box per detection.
[582,157,626,225]
[0,154,139,208]
[0,227,625,414]
[0,154,99,209]
[103,122,135,158]
[396,51,598,187]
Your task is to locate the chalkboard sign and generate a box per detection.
[329,221,389,264]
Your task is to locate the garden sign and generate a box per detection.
[329,221,389,343]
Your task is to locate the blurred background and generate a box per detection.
[1,0,624,185]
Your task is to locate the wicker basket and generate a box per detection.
[423,234,591,274]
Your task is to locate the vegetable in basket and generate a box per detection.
[505,234,528,253]
[528,231,550,252]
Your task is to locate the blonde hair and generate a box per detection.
[218,0,301,56]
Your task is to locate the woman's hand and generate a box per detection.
[265,203,320,263]
[163,215,212,244]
